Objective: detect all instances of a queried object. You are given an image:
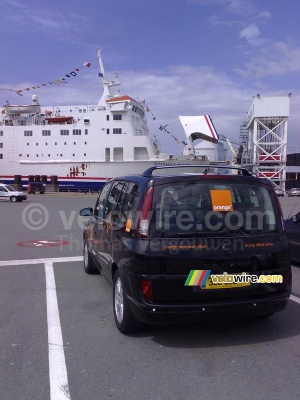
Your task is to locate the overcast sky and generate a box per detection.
[1,0,299,154]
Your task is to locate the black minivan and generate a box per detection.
[80,166,291,333]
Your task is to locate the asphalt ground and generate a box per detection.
[0,194,300,400]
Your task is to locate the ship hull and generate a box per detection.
[0,159,206,189]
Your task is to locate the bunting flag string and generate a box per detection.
[144,101,187,146]
[0,62,91,96]
[145,106,156,120]
[159,124,187,146]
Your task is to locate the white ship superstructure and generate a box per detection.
[0,50,221,189]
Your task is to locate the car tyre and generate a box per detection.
[10,196,17,202]
[83,240,98,274]
[113,270,143,334]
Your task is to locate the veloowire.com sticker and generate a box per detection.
[185,270,283,289]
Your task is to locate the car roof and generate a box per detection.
[112,173,271,187]
[110,165,276,188]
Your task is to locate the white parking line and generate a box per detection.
[45,261,71,400]
[0,257,81,400]
[0,256,83,267]
[290,295,300,305]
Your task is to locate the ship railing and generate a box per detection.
[133,131,148,136]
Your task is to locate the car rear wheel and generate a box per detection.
[113,270,142,334]
[83,240,98,274]
[10,196,17,202]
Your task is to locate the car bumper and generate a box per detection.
[128,290,291,325]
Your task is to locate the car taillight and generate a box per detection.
[282,268,292,289]
[135,187,153,239]
[141,280,152,302]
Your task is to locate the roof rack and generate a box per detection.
[142,164,254,178]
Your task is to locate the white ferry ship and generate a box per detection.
[0,50,224,190]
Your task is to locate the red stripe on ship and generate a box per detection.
[0,175,109,181]
[0,175,112,182]
[204,115,217,140]
[58,176,110,180]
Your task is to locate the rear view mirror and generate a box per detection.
[80,207,93,217]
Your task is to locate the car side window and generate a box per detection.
[104,181,125,219]
[94,183,111,218]
[91,181,139,224]
[115,182,128,213]
[121,182,139,217]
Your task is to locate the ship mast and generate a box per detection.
[97,48,121,106]
[98,48,107,83]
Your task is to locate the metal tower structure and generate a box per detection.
[242,94,291,189]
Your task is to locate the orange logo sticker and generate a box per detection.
[210,190,233,212]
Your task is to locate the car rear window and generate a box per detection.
[151,180,281,237]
